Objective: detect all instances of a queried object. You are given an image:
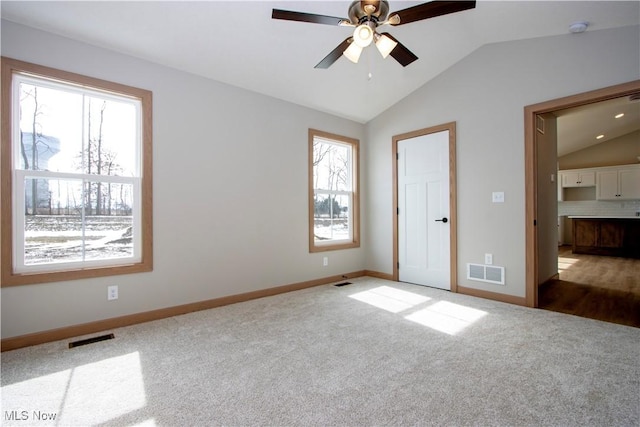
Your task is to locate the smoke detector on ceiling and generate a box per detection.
[569,21,589,33]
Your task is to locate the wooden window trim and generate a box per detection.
[308,129,360,253]
[1,57,153,286]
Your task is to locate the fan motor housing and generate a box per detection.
[348,0,389,23]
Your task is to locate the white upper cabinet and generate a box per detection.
[597,170,619,199]
[561,170,596,187]
[596,166,640,200]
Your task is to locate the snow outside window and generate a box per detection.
[309,129,360,252]
[1,58,153,285]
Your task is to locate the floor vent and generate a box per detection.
[69,333,115,349]
[467,264,505,285]
[334,282,352,287]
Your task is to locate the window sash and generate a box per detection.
[15,169,139,183]
[313,190,354,244]
[313,138,353,192]
[12,170,142,274]
[313,189,352,197]
[15,72,142,104]
[12,73,143,177]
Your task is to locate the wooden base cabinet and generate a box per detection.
[572,218,640,258]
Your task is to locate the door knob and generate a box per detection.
[435,217,448,223]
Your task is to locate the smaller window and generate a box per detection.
[309,129,360,252]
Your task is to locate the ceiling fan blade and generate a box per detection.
[315,38,353,69]
[272,9,347,26]
[380,33,418,67]
[390,1,476,25]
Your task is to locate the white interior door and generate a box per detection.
[398,130,450,289]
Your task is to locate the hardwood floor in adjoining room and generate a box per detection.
[538,246,640,328]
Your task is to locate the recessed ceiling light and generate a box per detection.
[596,134,605,139]
[615,113,624,119]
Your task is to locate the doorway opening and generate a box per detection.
[524,80,640,323]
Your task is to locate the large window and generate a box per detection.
[1,58,152,286]
[309,129,359,252]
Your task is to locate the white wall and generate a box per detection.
[1,21,366,339]
[365,25,640,298]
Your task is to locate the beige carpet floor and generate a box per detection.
[2,277,639,426]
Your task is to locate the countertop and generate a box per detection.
[568,215,640,219]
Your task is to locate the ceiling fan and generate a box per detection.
[272,0,476,69]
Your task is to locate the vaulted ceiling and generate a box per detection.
[2,1,638,125]
[556,95,640,157]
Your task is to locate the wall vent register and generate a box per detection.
[467,263,505,285]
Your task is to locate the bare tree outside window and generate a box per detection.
[2,58,152,286]
[15,78,137,267]
[19,87,59,215]
[309,129,359,252]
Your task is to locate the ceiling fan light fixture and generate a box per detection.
[360,0,381,16]
[353,24,374,47]
[273,0,477,69]
[343,41,363,63]
[387,13,401,25]
[375,33,397,58]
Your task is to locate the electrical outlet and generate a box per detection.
[107,285,118,301]
[485,253,493,265]
[323,256,328,267]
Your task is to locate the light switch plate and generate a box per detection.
[492,192,505,203]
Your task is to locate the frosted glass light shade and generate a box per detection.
[353,24,373,48]
[343,42,363,63]
[375,34,397,58]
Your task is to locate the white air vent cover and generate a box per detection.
[467,263,505,285]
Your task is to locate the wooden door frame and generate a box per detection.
[524,80,640,308]
[392,122,457,292]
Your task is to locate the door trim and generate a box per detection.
[392,122,457,292]
[524,80,640,308]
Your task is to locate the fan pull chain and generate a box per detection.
[367,46,374,81]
